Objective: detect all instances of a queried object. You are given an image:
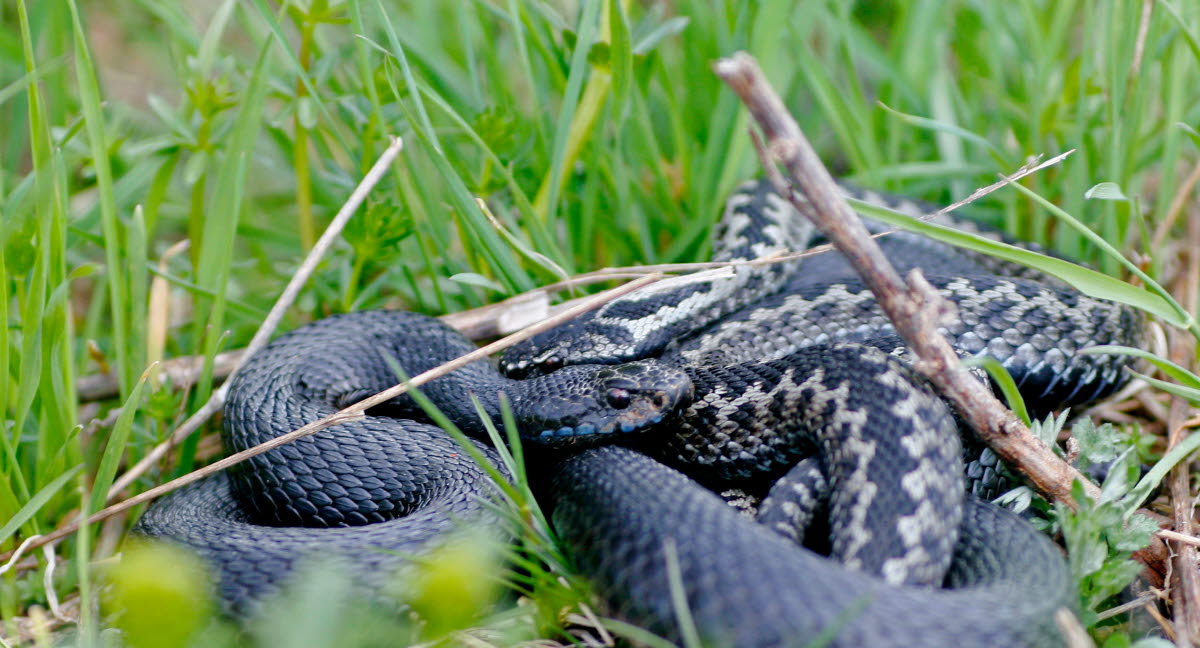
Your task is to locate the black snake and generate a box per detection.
[134,179,1142,646]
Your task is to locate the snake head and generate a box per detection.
[501,320,649,379]
[501,327,607,379]
[514,360,693,447]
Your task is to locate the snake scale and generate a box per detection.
[135,178,1142,647]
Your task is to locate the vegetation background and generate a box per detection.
[2,0,1199,646]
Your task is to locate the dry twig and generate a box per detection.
[712,51,1099,504]
[1165,207,1200,645]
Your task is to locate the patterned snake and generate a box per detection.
[135,179,1142,646]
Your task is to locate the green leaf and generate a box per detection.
[0,464,84,545]
[607,0,633,114]
[1159,0,1200,65]
[632,16,689,55]
[876,101,1000,156]
[146,94,193,142]
[536,0,603,223]
[1071,417,1126,467]
[849,198,1189,327]
[89,364,154,513]
[449,273,505,293]
[1084,345,1200,389]
[1122,431,1200,514]
[195,0,238,79]
[962,356,1030,425]
[1110,513,1158,553]
[103,541,215,648]
[1084,182,1129,201]
[1179,122,1200,150]
[69,0,131,396]
[1006,182,1195,334]
[182,149,209,186]
[403,535,504,640]
[297,96,317,130]
[1130,371,1200,405]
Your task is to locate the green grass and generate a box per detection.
[2,0,1200,645]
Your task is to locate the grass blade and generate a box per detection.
[1083,345,1200,389]
[88,365,154,513]
[963,356,1031,425]
[849,198,1187,327]
[0,464,84,546]
[67,0,130,396]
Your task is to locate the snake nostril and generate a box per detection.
[606,388,631,410]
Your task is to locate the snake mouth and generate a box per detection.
[533,410,669,443]
[510,357,695,448]
[530,389,683,443]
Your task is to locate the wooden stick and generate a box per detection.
[1165,208,1200,643]
[712,51,1099,504]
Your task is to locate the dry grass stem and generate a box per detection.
[931,151,1074,219]
[0,272,665,566]
[1151,159,1200,252]
[1097,592,1165,622]
[1159,529,1200,548]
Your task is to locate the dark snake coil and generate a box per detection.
[135,179,1142,647]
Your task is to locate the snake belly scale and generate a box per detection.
[135,179,1141,647]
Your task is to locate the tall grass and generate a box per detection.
[2,0,1199,645]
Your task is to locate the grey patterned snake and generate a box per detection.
[135,179,1142,646]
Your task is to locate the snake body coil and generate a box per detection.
[136,179,1141,646]
[134,311,690,612]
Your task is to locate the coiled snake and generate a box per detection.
[135,179,1142,646]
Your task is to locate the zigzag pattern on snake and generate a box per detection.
[134,178,1142,647]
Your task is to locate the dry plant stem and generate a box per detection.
[1167,213,1200,645]
[1160,529,1200,548]
[712,51,1100,505]
[76,251,836,402]
[1151,159,1200,252]
[930,151,1074,218]
[1130,0,1153,79]
[78,349,242,401]
[0,273,665,566]
[1167,393,1200,646]
[106,136,406,499]
[1097,592,1167,622]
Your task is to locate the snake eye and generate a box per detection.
[605,388,631,409]
[538,355,564,373]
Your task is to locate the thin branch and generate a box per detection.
[1166,207,1200,645]
[1096,592,1163,621]
[1160,529,1200,548]
[712,51,1100,505]
[0,273,665,563]
[0,535,42,577]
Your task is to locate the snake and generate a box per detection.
[134,178,1142,646]
[133,310,692,613]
